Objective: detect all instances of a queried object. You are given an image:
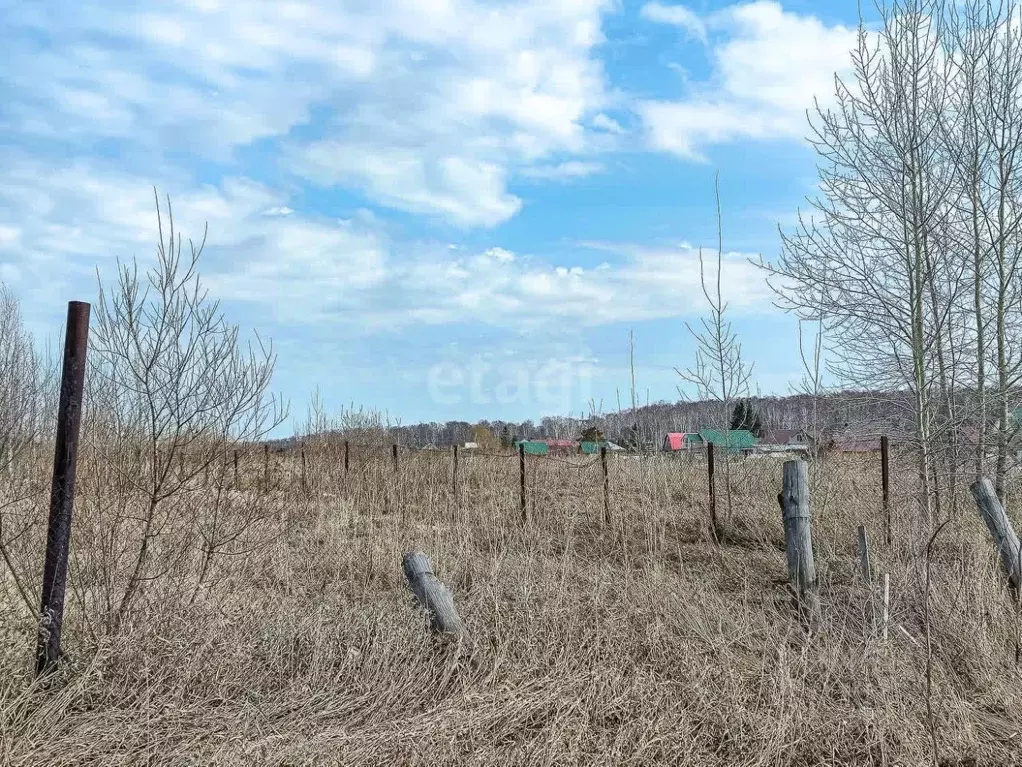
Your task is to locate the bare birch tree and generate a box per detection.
[677,173,754,526]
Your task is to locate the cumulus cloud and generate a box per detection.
[640,2,708,42]
[638,1,857,158]
[2,0,615,227]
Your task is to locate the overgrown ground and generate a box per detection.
[1,446,1021,766]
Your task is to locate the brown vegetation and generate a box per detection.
[2,445,1021,765]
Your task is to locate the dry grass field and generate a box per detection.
[1,445,1021,766]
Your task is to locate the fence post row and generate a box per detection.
[37,301,90,677]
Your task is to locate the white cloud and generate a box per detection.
[1,0,615,227]
[640,2,708,43]
[520,161,605,181]
[0,158,773,338]
[592,113,625,134]
[638,1,857,158]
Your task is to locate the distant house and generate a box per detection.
[544,439,578,454]
[663,433,700,451]
[664,430,758,453]
[756,428,817,454]
[830,435,882,453]
[514,440,549,456]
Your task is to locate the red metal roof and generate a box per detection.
[664,433,685,450]
[544,439,578,448]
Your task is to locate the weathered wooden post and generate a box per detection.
[519,442,527,522]
[233,450,239,487]
[392,443,398,471]
[37,301,90,676]
[857,524,872,585]
[970,478,1022,591]
[344,440,350,475]
[707,442,718,535]
[881,435,891,545]
[402,552,463,635]
[601,445,611,526]
[779,459,819,623]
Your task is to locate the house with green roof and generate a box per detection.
[670,429,759,454]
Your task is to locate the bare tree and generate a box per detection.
[760,0,967,527]
[677,173,754,525]
[86,189,287,631]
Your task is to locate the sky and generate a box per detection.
[0,0,870,433]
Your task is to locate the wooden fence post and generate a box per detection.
[779,459,819,623]
[519,442,527,522]
[37,301,90,676]
[344,440,350,475]
[233,450,239,488]
[707,442,718,536]
[601,445,610,525]
[970,478,1022,591]
[392,443,398,472]
[881,435,891,545]
[402,552,463,635]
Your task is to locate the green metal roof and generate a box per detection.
[696,429,759,449]
[580,441,607,454]
[514,440,549,455]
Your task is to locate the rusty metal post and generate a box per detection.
[519,442,527,522]
[36,301,90,676]
[707,442,718,536]
[601,446,610,525]
[881,435,891,545]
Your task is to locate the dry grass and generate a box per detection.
[1,446,1021,765]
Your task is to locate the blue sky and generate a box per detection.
[0,0,869,432]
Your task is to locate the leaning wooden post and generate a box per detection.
[519,442,527,522]
[601,445,611,526]
[881,435,891,545]
[970,478,1022,591]
[707,442,718,535]
[779,459,819,623]
[402,552,463,635]
[37,301,90,677]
